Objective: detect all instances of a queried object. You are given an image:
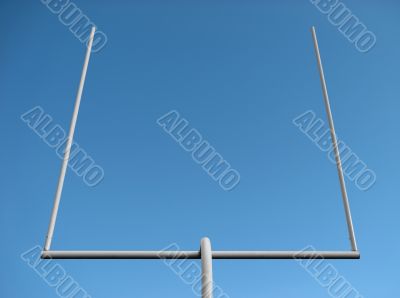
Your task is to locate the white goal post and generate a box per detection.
[41,26,360,298]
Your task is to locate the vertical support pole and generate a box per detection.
[201,237,213,298]
[311,26,358,251]
[44,27,96,251]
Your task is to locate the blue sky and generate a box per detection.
[1,0,399,297]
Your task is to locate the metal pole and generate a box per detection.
[201,238,213,298]
[41,250,360,259]
[311,26,358,251]
[44,27,96,251]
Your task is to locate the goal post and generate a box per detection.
[41,26,360,298]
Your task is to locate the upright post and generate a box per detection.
[311,26,358,251]
[44,27,96,251]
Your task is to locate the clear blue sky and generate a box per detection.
[1,0,399,297]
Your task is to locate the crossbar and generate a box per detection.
[41,250,360,259]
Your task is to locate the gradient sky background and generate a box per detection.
[1,0,399,297]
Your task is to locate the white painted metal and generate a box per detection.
[40,26,360,297]
[201,238,213,298]
[41,250,360,259]
[44,27,96,251]
[311,26,358,251]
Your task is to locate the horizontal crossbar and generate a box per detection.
[42,250,360,259]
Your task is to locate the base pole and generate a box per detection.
[201,237,213,298]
